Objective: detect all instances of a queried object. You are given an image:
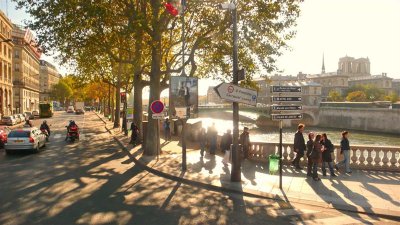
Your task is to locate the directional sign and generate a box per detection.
[271,114,303,121]
[214,83,257,106]
[272,96,302,102]
[150,100,164,114]
[272,86,302,93]
[271,105,302,111]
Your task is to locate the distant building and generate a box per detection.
[337,56,370,77]
[392,79,400,96]
[39,60,60,102]
[12,24,41,113]
[206,86,225,104]
[348,73,393,94]
[281,81,322,106]
[0,11,14,116]
[254,75,298,104]
[306,73,348,99]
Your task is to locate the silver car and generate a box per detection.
[1,116,16,126]
[4,128,46,154]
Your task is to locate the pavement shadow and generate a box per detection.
[362,181,400,207]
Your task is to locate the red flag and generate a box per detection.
[164,0,182,16]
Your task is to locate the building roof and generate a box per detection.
[286,81,321,87]
[307,72,347,79]
[348,74,393,81]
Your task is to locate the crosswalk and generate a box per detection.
[51,133,92,140]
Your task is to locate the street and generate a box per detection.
[0,112,398,225]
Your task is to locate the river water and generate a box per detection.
[198,111,400,147]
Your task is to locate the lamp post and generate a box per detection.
[181,0,188,171]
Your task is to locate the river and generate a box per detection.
[198,111,400,147]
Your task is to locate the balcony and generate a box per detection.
[13,80,40,91]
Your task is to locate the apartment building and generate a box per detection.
[0,11,14,116]
[39,60,60,102]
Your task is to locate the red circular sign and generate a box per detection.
[150,100,164,114]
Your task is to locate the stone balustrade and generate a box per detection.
[249,142,400,172]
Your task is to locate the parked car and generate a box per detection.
[4,127,46,154]
[17,114,25,123]
[32,111,39,118]
[75,109,85,115]
[67,106,74,113]
[1,116,16,126]
[24,112,35,120]
[0,126,10,148]
[13,114,22,124]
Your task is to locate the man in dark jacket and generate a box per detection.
[292,123,306,169]
[239,127,251,159]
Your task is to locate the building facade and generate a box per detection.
[39,60,60,102]
[392,79,400,96]
[307,73,349,99]
[348,73,393,95]
[0,11,14,116]
[12,24,41,113]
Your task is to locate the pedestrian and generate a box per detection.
[208,123,217,155]
[292,123,306,170]
[130,122,139,146]
[310,134,323,181]
[321,133,337,177]
[199,127,207,157]
[306,132,315,177]
[239,127,251,159]
[335,131,352,174]
[221,129,233,164]
[163,118,171,141]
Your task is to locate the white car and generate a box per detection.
[4,128,46,154]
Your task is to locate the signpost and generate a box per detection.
[271,105,302,111]
[272,96,302,102]
[150,100,164,115]
[271,114,303,120]
[214,83,258,106]
[271,85,302,190]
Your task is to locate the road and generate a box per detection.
[0,112,398,225]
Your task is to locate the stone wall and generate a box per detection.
[318,107,400,134]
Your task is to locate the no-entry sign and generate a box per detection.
[150,100,164,114]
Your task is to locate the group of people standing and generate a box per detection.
[293,123,352,181]
[199,124,251,163]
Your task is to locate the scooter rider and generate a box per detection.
[65,120,78,140]
[40,120,51,136]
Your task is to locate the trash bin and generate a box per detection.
[269,154,280,175]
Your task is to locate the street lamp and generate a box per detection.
[220,0,241,182]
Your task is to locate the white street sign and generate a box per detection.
[214,83,257,106]
[271,114,303,121]
[152,113,165,119]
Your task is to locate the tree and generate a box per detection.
[345,84,385,101]
[346,91,367,102]
[50,81,73,105]
[384,92,399,103]
[328,90,343,102]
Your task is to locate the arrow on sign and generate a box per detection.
[271,105,302,111]
[271,114,303,121]
[272,96,302,102]
[272,86,302,93]
[214,83,257,106]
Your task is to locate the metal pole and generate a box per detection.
[181,0,187,171]
[231,0,241,182]
[279,120,283,189]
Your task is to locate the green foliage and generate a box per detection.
[50,81,73,103]
[328,90,343,102]
[384,92,399,103]
[346,91,367,102]
[345,84,385,101]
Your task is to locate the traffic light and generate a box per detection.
[120,92,126,103]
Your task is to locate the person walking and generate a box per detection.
[221,129,233,164]
[292,124,306,170]
[208,123,217,155]
[335,131,352,174]
[306,132,315,177]
[321,133,337,177]
[199,128,207,157]
[310,134,323,181]
[163,118,171,141]
[130,122,139,146]
[239,127,251,159]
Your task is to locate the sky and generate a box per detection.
[1,0,400,97]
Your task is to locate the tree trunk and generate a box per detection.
[133,79,143,142]
[144,2,162,156]
[114,62,122,128]
[108,83,111,116]
[111,87,115,122]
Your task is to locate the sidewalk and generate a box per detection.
[95,112,400,219]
